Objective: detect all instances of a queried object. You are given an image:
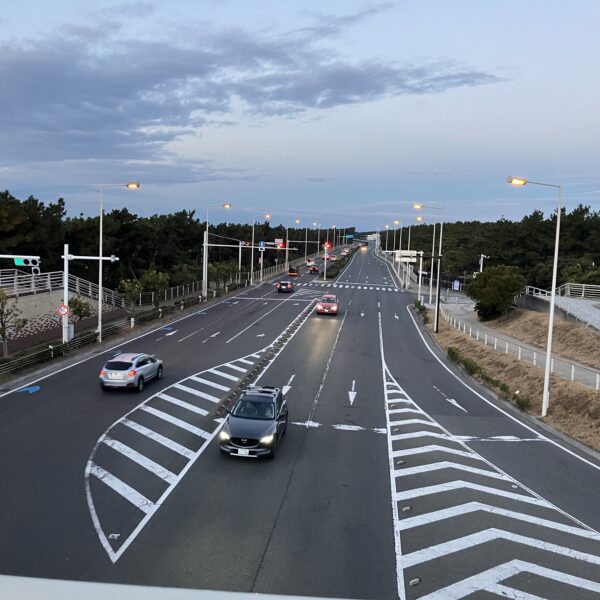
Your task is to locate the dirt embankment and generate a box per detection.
[427,309,600,453]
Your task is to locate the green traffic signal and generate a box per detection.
[14,258,25,266]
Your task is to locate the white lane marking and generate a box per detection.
[178,327,205,342]
[221,362,246,373]
[377,301,380,308]
[1,288,250,400]
[189,376,229,391]
[392,445,486,461]
[120,419,195,459]
[157,392,209,416]
[432,385,468,413]
[103,437,177,485]
[256,333,266,337]
[394,481,547,506]
[236,358,254,366]
[139,405,211,440]
[89,464,155,514]
[405,305,600,473]
[225,300,288,343]
[458,435,545,442]
[207,368,239,381]
[292,420,322,428]
[282,373,296,396]
[402,528,600,569]
[173,383,220,403]
[429,560,600,600]
[360,311,365,317]
[250,353,262,359]
[398,501,600,539]
[394,313,399,319]
[348,379,357,406]
[165,330,178,337]
[397,461,506,480]
[390,431,451,442]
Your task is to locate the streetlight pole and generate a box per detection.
[508,176,562,417]
[385,224,389,251]
[98,182,140,342]
[250,211,271,285]
[203,203,232,301]
[430,223,437,304]
[414,203,444,330]
[479,254,490,273]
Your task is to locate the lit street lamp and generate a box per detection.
[250,211,271,285]
[98,182,140,342]
[384,224,389,251]
[414,202,444,332]
[202,203,232,300]
[392,220,400,251]
[508,175,562,417]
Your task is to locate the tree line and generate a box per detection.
[369,204,600,289]
[0,190,353,291]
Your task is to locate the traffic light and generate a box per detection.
[277,241,286,249]
[14,257,41,275]
[323,242,332,250]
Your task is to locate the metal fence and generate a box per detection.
[440,307,600,391]
[0,280,249,378]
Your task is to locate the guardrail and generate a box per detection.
[440,307,600,391]
[0,280,249,378]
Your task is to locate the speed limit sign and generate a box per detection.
[57,304,70,317]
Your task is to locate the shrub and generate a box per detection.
[461,357,481,376]
[447,346,461,362]
[414,300,429,324]
[514,392,531,411]
[467,265,526,320]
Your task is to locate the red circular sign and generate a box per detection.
[57,304,70,317]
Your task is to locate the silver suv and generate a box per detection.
[99,352,163,392]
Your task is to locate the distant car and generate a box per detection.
[277,280,294,293]
[329,254,338,262]
[99,352,163,392]
[306,259,315,266]
[316,294,339,315]
[219,386,288,458]
[288,266,300,277]
[309,265,319,274]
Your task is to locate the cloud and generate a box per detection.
[0,3,505,179]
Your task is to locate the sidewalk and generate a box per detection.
[440,299,600,391]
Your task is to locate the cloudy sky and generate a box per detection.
[1,0,599,228]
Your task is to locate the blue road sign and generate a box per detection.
[259,241,265,249]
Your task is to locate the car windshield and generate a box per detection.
[321,297,336,303]
[104,361,133,371]
[231,398,275,420]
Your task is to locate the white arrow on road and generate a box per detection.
[282,373,295,396]
[257,333,266,337]
[433,385,468,413]
[360,311,365,317]
[394,313,399,320]
[165,330,178,336]
[348,380,357,406]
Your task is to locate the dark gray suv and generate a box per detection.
[219,386,288,458]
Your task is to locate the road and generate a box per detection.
[0,245,599,599]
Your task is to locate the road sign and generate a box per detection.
[258,241,265,249]
[57,304,70,317]
[453,279,460,291]
[275,238,283,244]
[398,250,418,257]
[396,257,417,263]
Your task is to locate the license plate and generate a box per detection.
[108,373,122,379]
[238,448,250,456]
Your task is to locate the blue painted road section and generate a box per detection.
[17,386,40,394]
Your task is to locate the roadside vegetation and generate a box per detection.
[413,305,600,452]
[323,247,358,278]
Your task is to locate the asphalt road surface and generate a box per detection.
[1,245,599,599]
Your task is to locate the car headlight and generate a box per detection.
[260,434,275,445]
[219,430,230,442]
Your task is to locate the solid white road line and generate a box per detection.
[89,463,155,514]
[402,528,600,569]
[207,368,239,381]
[121,419,195,459]
[157,392,209,417]
[173,383,220,403]
[225,300,287,343]
[236,358,254,365]
[140,405,211,440]
[405,305,600,473]
[189,375,229,391]
[103,437,177,485]
[396,461,508,481]
[392,445,486,461]
[221,363,247,373]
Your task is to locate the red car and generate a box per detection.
[309,265,319,274]
[288,267,299,277]
[316,294,339,315]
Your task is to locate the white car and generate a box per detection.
[306,259,315,266]
[99,352,163,392]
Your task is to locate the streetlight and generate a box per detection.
[384,224,389,251]
[414,202,444,332]
[508,175,562,417]
[332,225,337,248]
[250,211,271,285]
[284,219,300,271]
[392,220,400,251]
[202,203,232,300]
[314,222,321,259]
[98,181,140,342]
[479,254,490,273]
[416,215,436,305]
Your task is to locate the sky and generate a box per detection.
[1,0,599,229]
